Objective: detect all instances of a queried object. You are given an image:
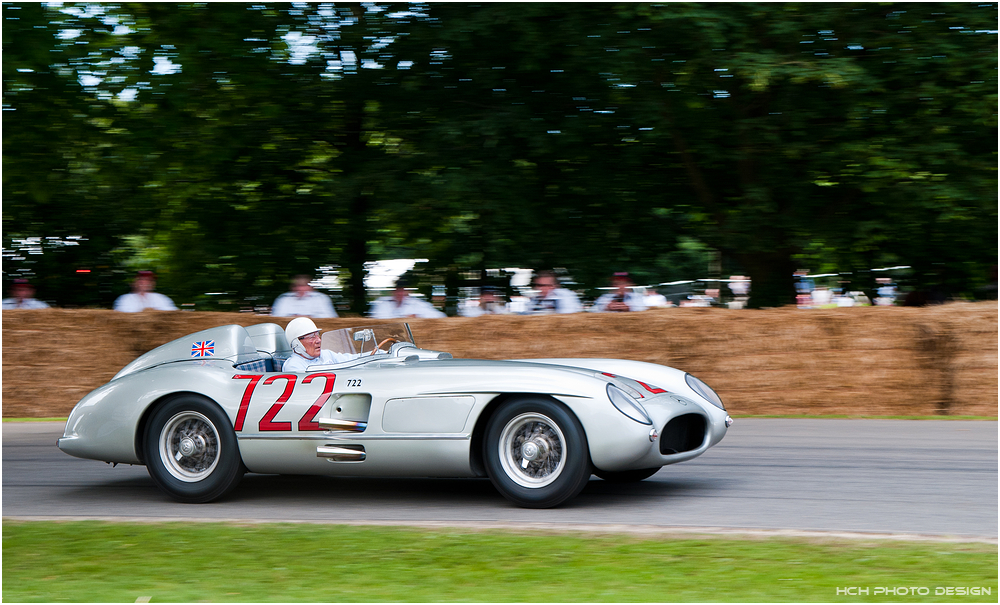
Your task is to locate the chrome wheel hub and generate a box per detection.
[521,440,546,462]
[179,435,206,458]
[498,413,566,488]
[159,411,220,482]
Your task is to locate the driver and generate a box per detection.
[282,317,360,372]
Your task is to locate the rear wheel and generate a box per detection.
[593,467,662,483]
[143,395,244,503]
[484,397,590,508]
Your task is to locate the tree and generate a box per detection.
[3,3,154,305]
[5,3,995,310]
[591,2,998,305]
[5,3,441,311]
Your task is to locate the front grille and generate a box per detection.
[659,413,707,455]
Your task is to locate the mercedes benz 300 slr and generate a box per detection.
[58,323,732,508]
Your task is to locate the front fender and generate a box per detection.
[536,359,730,469]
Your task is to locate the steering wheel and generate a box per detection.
[370,337,398,355]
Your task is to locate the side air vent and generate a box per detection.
[659,414,707,455]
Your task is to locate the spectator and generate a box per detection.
[727,275,750,309]
[875,278,897,306]
[644,288,670,308]
[282,317,359,372]
[369,276,446,319]
[834,288,855,307]
[460,287,508,317]
[271,275,338,318]
[2,278,50,310]
[113,271,177,312]
[528,270,581,314]
[795,270,814,309]
[728,275,750,299]
[811,286,833,307]
[590,272,647,312]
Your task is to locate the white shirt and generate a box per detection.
[729,281,750,296]
[369,296,445,319]
[645,292,669,308]
[590,291,647,313]
[529,288,582,314]
[459,300,508,317]
[2,297,50,310]
[271,290,338,318]
[811,288,833,306]
[113,292,177,312]
[282,349,360,372]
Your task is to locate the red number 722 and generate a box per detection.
[232,373,336,432]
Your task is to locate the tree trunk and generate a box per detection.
[444,265,460,317]
[734,250,798,309]
[342,96,370,316]
[345,192,369,315]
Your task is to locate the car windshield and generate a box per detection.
[321,323,415,356]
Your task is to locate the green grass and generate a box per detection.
[3,521,996,602]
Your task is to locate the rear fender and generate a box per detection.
[61,361,239,465]
[134,390,225,465]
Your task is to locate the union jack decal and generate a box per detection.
[191,340,215,357]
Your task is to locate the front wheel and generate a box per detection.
[143,395,244,503]
[484,397,591,508]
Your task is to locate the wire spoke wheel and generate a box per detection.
[498,413,567,488]
[484,397,590,508]
[159,411,221,482]
[144,395,244,503]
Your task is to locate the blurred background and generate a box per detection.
[3,3,997,314]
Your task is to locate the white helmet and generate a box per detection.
[285,317,320,355]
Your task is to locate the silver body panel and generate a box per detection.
[58,324,729,478]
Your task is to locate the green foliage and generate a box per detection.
[3,3,996,309]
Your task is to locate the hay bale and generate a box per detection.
[2,302,996,418]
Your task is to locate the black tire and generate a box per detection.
[483,397,591,508]
[593,467,662,483]
[143,394,244,503]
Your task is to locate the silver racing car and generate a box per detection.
[58,322,732,508]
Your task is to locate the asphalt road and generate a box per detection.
[4,419,996,540]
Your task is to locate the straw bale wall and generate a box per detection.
[2,302,996,418]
